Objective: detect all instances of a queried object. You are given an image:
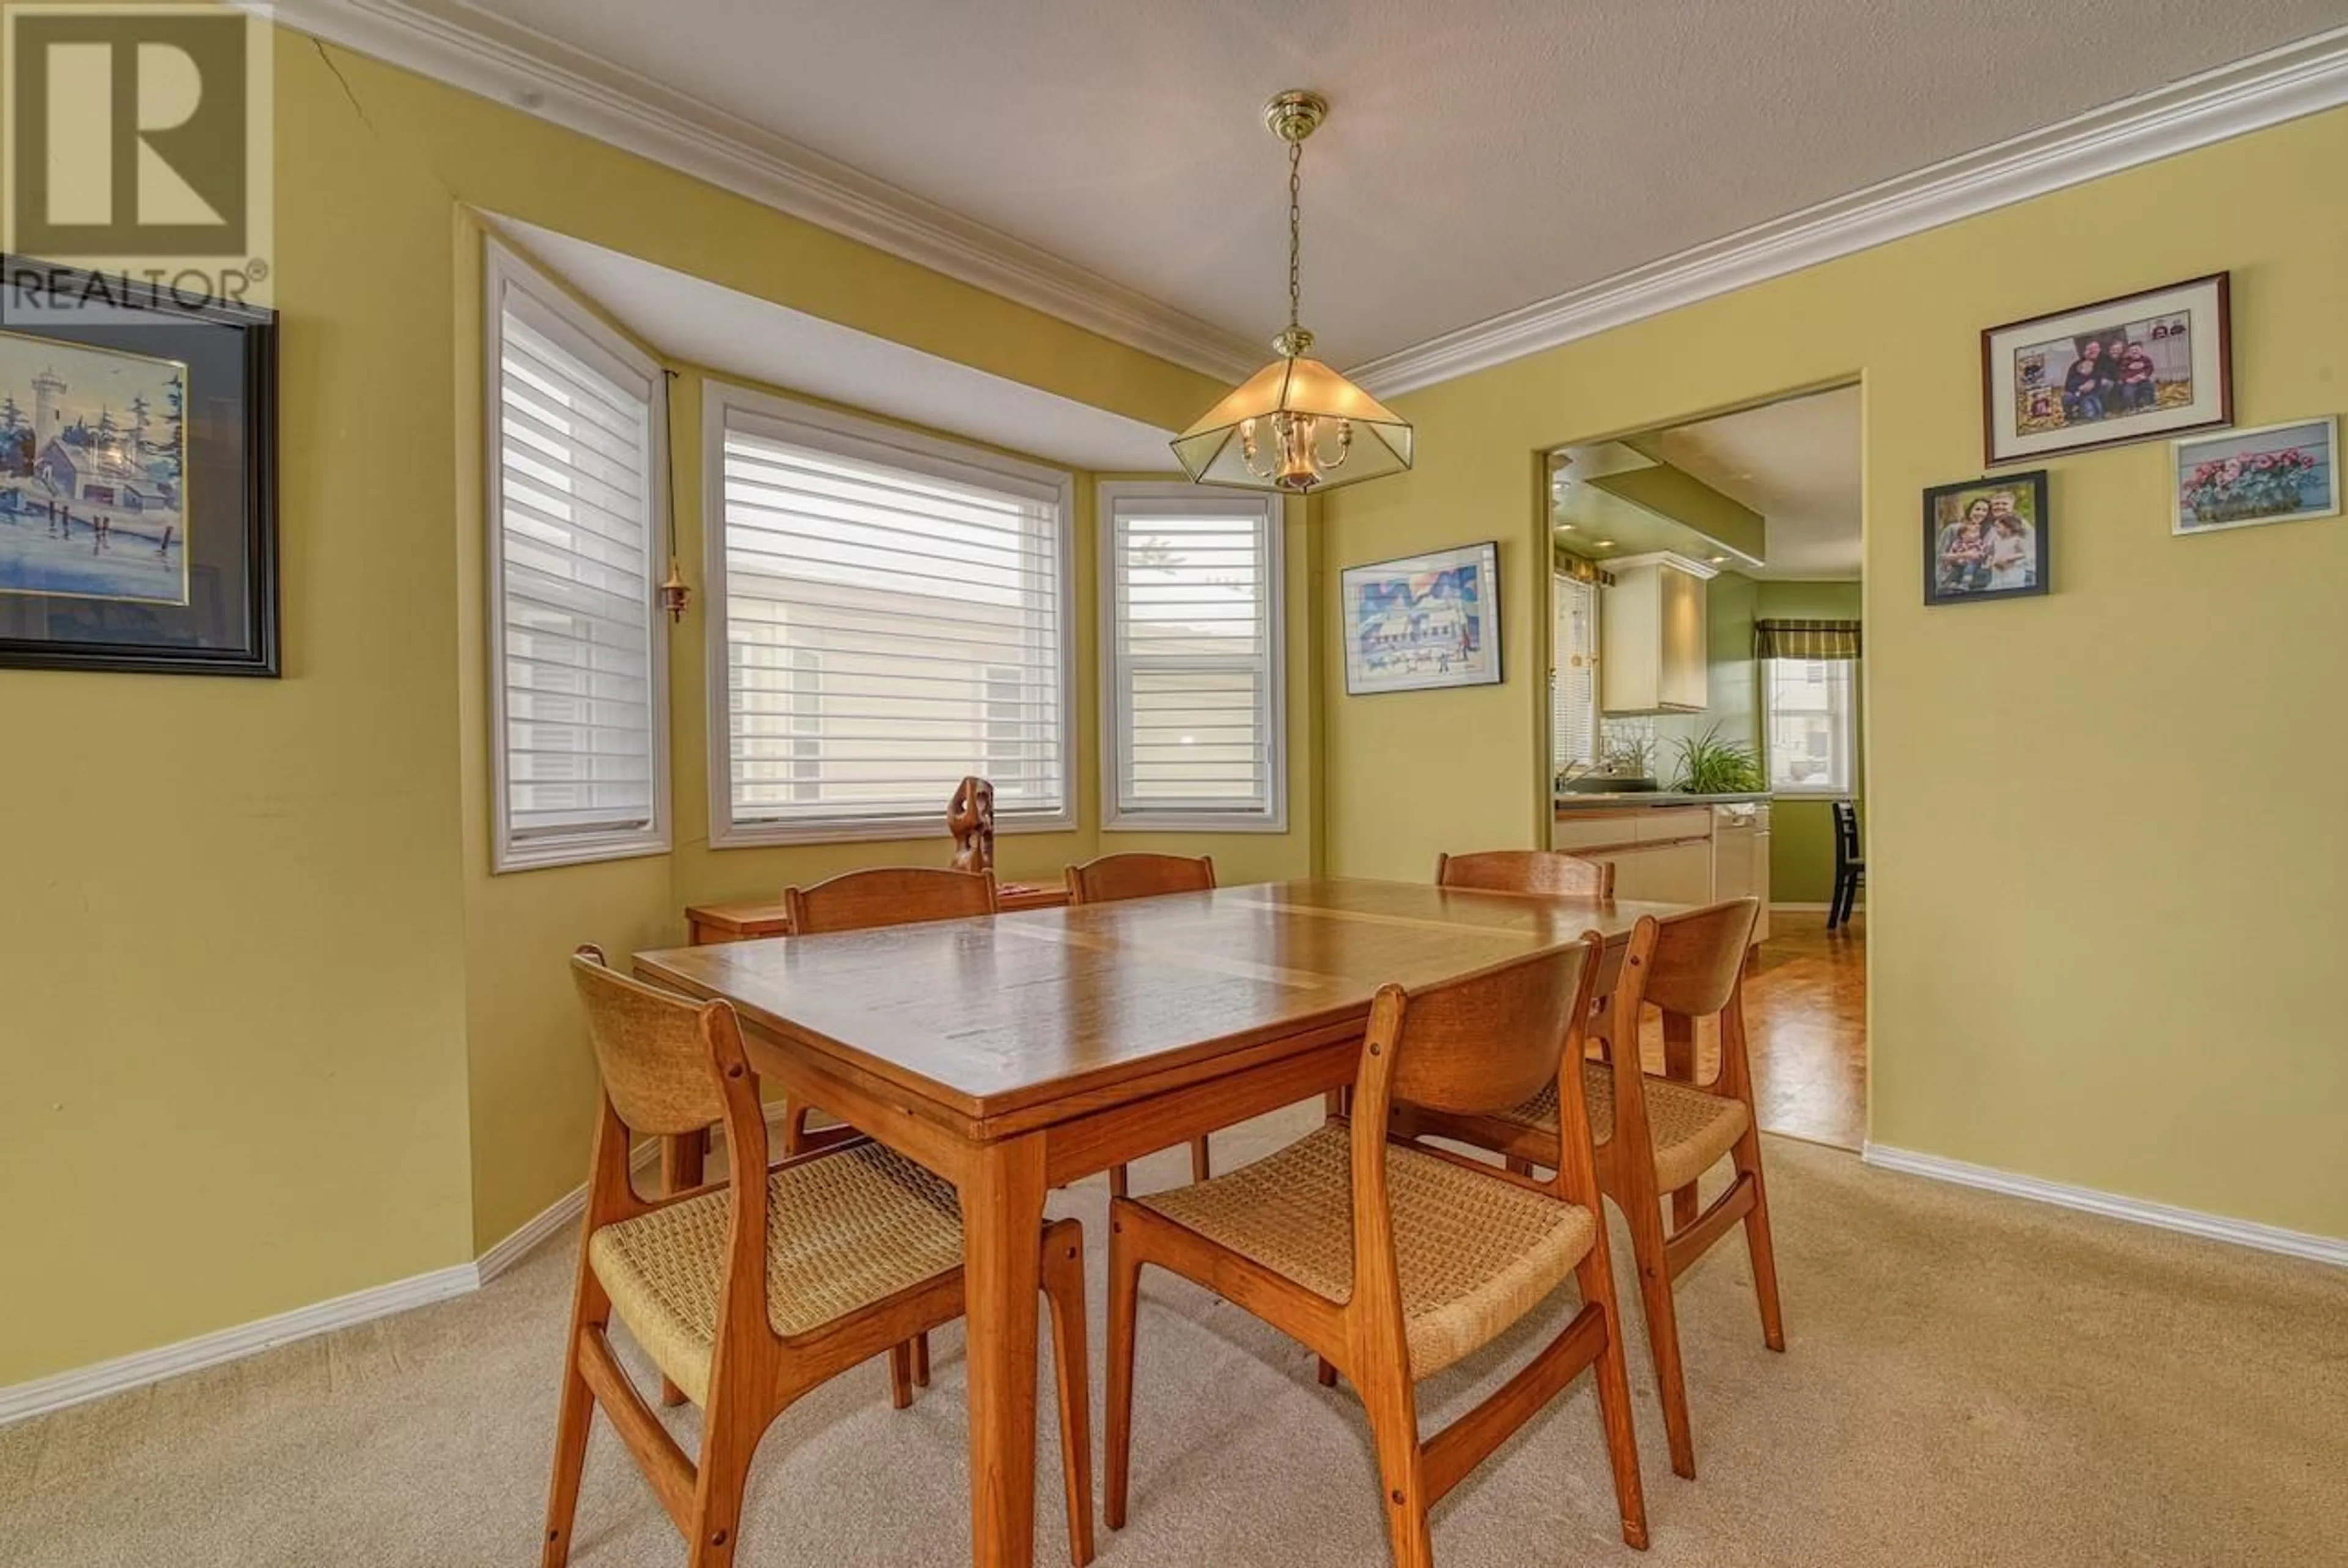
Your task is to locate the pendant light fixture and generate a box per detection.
[1172,90,1413,495]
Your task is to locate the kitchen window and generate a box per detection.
[483,240,670,872]
[1762,658,1855,795]
[1099,483,1285,830]
[704,383,1074,845]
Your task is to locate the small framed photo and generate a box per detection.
[1981,273,2231,466]
[1923,472,2049,606]
[1341,540,1501,694]
[2172,417,2339,536]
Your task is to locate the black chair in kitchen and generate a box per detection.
[1828,800,1865,930]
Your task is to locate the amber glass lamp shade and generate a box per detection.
[1172,353,1414,495]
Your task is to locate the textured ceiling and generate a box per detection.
[456,0,2348,366]
[1648,388,1864,581]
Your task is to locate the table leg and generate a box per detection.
[961,1134,1047,1567]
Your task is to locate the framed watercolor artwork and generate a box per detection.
[2172,417,2338,536]
[1922,472,2049,606]
[0,257,278,675]
[1981,273,2230,466]
[1341,540,1501,694]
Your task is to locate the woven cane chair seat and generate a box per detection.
[588,1141,964,1406]
[1140,1123,1596,1378]
[1515,1065,1751,1194]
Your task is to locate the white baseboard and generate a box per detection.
[1861,1143,2348,1268]
[0,1118,768,1426]
[0,1261,479,1428]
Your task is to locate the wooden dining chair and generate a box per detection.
[1828,800,1865,930]
[1063,853,1218,1198]
[1434,848,1615,900]
[1400,899,1784,1481]
[544,949,1094,1568]
[778,866,999,1157]
[1103,936,1648,1567]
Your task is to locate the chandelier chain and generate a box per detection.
[1286,136,1302,335]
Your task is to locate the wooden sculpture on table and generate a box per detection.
[947,775,995,875]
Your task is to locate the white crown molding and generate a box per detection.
[1862,1143,2348,1269]
[1348,24,2348,396]
[247,0,1264,383]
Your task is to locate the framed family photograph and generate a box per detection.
[0,257,278,675]
[1341,539,1501,694]
[1924,472,2049,606]
[1981,273,2231,466]
[2173,417,2339,536]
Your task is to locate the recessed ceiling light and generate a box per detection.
[1593,539,1615,548]
[1557,522,1576,531]
[1709,554,1728,564]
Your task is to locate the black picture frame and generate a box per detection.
[1922,471,2050,606]
[0,256,278,675]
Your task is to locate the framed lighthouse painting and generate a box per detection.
[0,256,278,675]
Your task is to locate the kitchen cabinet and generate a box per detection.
[1601,554,1713,714]
[1551,798,1772,942]
[1604,838,1716,904]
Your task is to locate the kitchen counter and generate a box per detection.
[1549,792,1773,940]
[1554,790,1772,810]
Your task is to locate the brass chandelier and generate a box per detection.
[1172,91,1414,495]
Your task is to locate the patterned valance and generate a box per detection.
[1754,619,1862,660]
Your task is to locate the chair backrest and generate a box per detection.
[1637,898,1760,1019]
[1063,852,1216,905]
[1434,848,1614,900]
[569,946,729,1138]
[1368,937,1603,1117]
[784,866,997,935]
[1831,800,1861,869]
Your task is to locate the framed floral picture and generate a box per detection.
[1922,472,2049,606]
[1981,273,2231,466]
[2173,418,2339,536]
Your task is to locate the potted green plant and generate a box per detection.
[1669,724,1765,794]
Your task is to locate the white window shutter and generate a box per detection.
[708,389,1074,844]
[487,245,668,870]
[1102,485,1284,830]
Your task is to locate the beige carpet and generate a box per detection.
[5,1110,2344,1567]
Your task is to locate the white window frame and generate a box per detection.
[703,380,1078,847]
[482,239,671,872]
[1762,656,1856,798]
[1098,481,1287,833]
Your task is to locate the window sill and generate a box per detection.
[1102,810,1290,835]
[712,809,1077,849]
[492,830,671,874]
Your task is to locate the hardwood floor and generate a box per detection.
[1627,909,1866,1151]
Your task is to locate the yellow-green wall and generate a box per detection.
[0,33,1310,1386]
[1326,108,2348,1240]
[1752,580,1864,905]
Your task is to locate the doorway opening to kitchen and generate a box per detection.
[1545,384,1866,1150]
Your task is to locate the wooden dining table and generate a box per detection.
[633,876,1689,1567]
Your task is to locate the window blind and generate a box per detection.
[713,399,1071,837]
[490,273,663,863]
[1552,572,1598,771]
[1105,489,1282,825]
